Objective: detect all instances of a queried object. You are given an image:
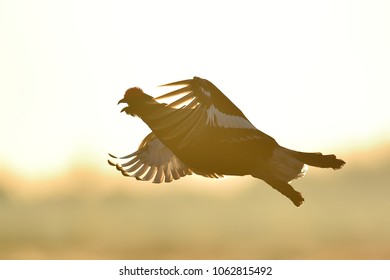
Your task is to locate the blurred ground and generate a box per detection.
[0,145,389,260]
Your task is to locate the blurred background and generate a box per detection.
[0,0,389,259]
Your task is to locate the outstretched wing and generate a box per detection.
[108,132,223,183]
[108,132,193,183]
[144,77,276,150]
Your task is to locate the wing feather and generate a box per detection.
[167,92,196,108]
[142,166,157,181]
[133,164,149,177]
[155,84,193,101]
[153,166,164,183]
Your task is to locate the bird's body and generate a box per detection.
[109,77,345,206]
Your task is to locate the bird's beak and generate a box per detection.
[118,98,126,105]
[118,98,127,113]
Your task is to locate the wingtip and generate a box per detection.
[107,159,116,166]
[108,153,118,159]
[121,170,130,177]
[108,159,131,178]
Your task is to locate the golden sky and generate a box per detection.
[1,0,389,178]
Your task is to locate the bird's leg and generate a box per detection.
[264,179,305,207]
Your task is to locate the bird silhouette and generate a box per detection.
[109,77,345,206]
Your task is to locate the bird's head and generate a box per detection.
[118,87,145,116]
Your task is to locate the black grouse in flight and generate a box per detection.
[109,77,345,206]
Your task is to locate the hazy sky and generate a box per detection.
[1,0,389,177]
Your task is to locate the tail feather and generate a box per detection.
[291,151,346,170]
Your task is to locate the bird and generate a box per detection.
[108,76,345,207]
